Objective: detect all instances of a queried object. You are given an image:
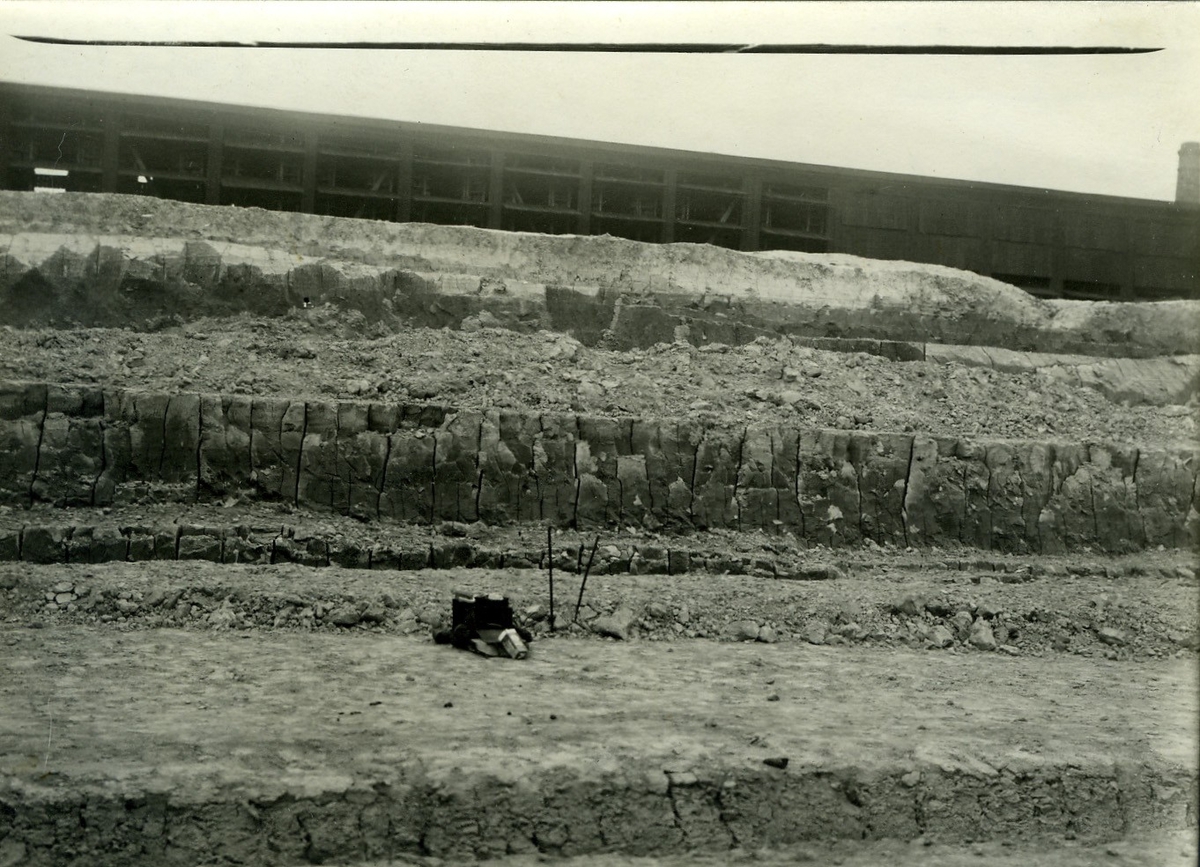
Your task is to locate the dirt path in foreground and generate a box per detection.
[1,626,1195,864]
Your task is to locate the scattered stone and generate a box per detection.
[592,606,636,640]
[763,757,789,770]
[1097,627,1127,646]
[789,564,846,581]
[646,601,672,620]
[756,625,778,644]
[207,607,238,629]
[729,620,761,642]
[925,598,955,617]
[998,644,1021,656]
[951,610,974,638]
[0,838,28,867]
[360,602,387,624]
[416,605,444,626]
[928,625,954,649]
[977,600,1004,619]
[894,593,924,617]
[900,771,921,787]
[968,618,997,651]
[802,621,827,645]
[52,581,74,593]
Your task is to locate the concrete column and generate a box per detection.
[302,129,318,214]
[488,150,505,229]
[577,159,593,235]
[205,120,223,206]
[663,169,677,243]
[101,109,120,193]
[395,135,413,223]
[741,175,762,252]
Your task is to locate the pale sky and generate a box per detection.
[1,1,1198,201]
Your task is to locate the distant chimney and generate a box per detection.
[1177,142,1200,204]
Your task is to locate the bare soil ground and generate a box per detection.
[3,546,1197,660]
[1,625,1196,865]
[0,310,1193,446]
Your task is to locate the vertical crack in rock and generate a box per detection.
[572,413,583,530]
[1041,444,1057,553]
[534,415,545,523]
[1012,457,1028,554]
[793,430,806,541]
[62,526,75,564]
[664,776,687,845]
[1087,446,1100,548]
[571,415,582,529]
[377,433,392,520]
[275,403,288,499]
[854,446,866,544]
[429,426,438,525]
[1130,447,1145,546]
[474,416,485,525]
[90,419,107,507]
[901,435,916,549]
[195,399,204,502]
[769,429,781,527]
[688,428,703,527]
[1188,461,1199,549]
[958,457,968,547]
[294,402,308,508]
[247,398,257,479]
[333,407,342,514]
[984,458,995,551]
[158,396,171,480]
[296,810,315,863]
[28,387,48,506]
[731,426,747,532]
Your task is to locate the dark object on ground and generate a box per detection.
[433,592,533,658]
[763,757,790,769]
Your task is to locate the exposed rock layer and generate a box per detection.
[2,192,1197,357]
[3,381,1195,553]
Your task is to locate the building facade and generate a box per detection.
[2,82,1197,301]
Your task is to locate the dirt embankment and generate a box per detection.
[2,191,1197,357]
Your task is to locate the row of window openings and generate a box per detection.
[10,129,828,225]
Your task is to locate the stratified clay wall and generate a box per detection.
[2,382,1195,553]
[2,192,1198,357]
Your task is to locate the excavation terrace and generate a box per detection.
[0,192,1197,867]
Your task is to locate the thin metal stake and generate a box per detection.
[573,535,601,623]
[547,525,555,632]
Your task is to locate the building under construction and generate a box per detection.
[2,82,1197,302]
